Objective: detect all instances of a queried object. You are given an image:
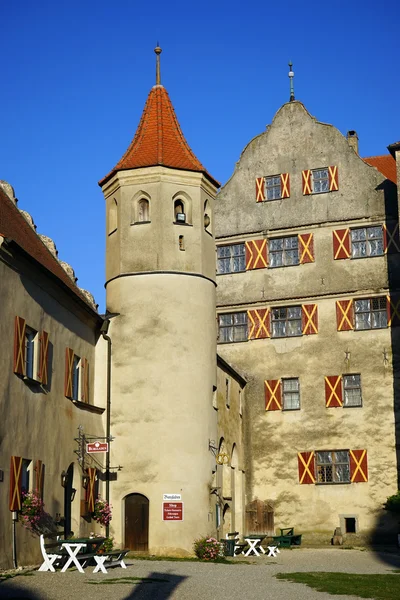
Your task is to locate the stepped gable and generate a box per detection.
[99,84,219,188]
[0,186,95,310]
[363,154,397,184]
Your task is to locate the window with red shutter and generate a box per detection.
[302,304,318,335]
[38,331,49,385]
[81,358,89,403]
[333,229,350,260]
[264,380,282,411]
[325,376,343,407]
[336,300,354,331]
[13,316,26,376]
[383,222,400,254]
[298,452,315,484]
[35,460,45,499]
[245,239,268,270]
[298,233,314,263]
[248,309,270,339]
[349,449,368,482]
[9,456,23,511]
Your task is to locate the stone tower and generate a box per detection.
[99,47,220,555]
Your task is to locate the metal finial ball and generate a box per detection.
[154,46,162,55]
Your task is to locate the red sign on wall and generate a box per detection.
[163,502,184,521]
[86,442,109,454]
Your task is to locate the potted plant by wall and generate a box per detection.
[19,491,44,533]
[92,497,112,527]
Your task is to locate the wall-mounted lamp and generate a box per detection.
[204,214,211,228]
[82,474,89,489]
[70,488,77,502]
[60,471,67,488]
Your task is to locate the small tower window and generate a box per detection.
[204,200,212,232]
[108,199,118,234]
[138,198,150,222]
[179,235,185,251]
[174,200,186,223]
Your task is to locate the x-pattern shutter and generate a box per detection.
[386,295,400,327]
[325,375,343,407]
[35,459,44,499]
[265,380,282,411]
[298,451,316,484]
[350,449,368,482]
[81,358,89,402]
[302,304,318,335]
[14,316,26,376]
[245,239,268,270]
[9,456,23,511]
[333,229,350,259]
[86,467,97,512]
[64,348,74,398]
[38,331,49,385]
[247,309,270,339]
[328,166,339,191]
[302,170,312,195]
[383,223,400,254]
[280,173,290,198]
[256,177,265,202]
[336,300,354,331]
[298,233,314,263]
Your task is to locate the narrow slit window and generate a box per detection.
[138,199,150,222]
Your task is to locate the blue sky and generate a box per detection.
[1,0,398,312]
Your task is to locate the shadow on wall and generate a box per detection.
[370,508,400,569]
[122,571,186,600]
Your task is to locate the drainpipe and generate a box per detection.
[101,321,112,539]
[12,511,18,568]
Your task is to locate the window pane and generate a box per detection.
[355,299,370,312]
[288,306,301,319]
[219,314,233,326]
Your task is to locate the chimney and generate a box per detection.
[347,131,359,155]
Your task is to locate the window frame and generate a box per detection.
[217,243,246,274]
[282,378,300,411]
[343,374,362,408]
[265,175,282,201]
[315,450,350,485]
[24,327,40,382]
[354,297,388,330]
[268,236,299,269]
[271,305,302,338]
[218,312,248,344]
[72,354,81,402]
[311,168,330,194]
[350,226,384,259]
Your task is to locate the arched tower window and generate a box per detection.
[108,199,118,235]
[174,199,186,223]
[138,198,150,222]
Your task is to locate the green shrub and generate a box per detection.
[384,491,400,515]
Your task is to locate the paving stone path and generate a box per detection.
[1,548,399,600]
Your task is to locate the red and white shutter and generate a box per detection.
[81,358,89,403]
[332,229,350,260]
[256,178,265,202]
[38,331,49,385]
[302,170,312,195]
[349,449,368,482]
[35,459,45,499]
[86,467,97,512]
[280,173,290,198]
[9,456,23,511]
[328,166,339,191]
[298,452,316,484]
[64,348,74,398]
[386,295,400,327]
[383,223,400,254]
[298,233,315,264]
[264,380,282,411]
[245,239,268,270]
[325,375,343,407]
[247,309,270,340]
[302,304,318,335]
[336,300,354,331]
[13,316,26,376]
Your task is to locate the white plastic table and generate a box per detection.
[61,542,87,573]
[243,537,262,557]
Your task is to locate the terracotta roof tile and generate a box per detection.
[99,85,219,188]
[0,187,95,309]
[363,154,397,184]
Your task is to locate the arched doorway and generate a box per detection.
[64,463,74,538]
[125,494,149,551]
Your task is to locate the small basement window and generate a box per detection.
[345,517,356,533]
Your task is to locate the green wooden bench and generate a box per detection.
[270,527,302,548]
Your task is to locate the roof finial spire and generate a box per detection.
[288,61,295,102]
[155,44,162,86]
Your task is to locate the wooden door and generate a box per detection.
[125,494,149,551]
[245,499,274,535]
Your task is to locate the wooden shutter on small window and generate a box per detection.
[333,229,350,259]
[38,331,49,385]
[325,375,343,407]
[280,173,290,198]
[248,309,270,339]
[298,451,316,484]
[298,233,315,263]
[64,348,74,398]
[245,239,268,270]
[9,456,23,511]
[336,300,354,331]
[302,170,312,195]
[13,316,26,376]
[35,459,44,499]
[256,177,265,202]
[383,223,400,254]
[328,166,339,191]
[81,358,89,403]
[350,449,368,482]
[302,304,318,335]
[386,295,400,327]
[264,380,282,411]
[86,467,97,512]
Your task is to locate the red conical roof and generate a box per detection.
[99,85,219,188]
